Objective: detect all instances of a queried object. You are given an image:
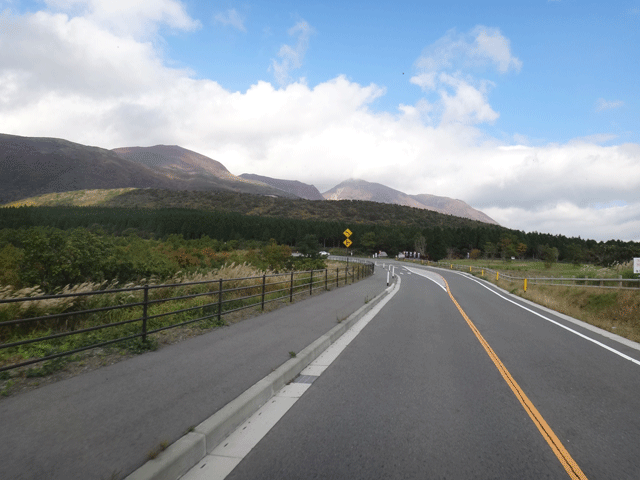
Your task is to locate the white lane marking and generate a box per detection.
[181,277,402,480]
[300,364,326,376]
[449,270,640,368]
[403,266,447,291]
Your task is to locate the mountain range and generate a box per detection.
[0,133,496,224]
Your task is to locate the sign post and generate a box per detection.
[343,229,352,249]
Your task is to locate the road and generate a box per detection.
[209,262,640,479]
[0,266,388,480]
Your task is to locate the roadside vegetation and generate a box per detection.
[2,198,640,395]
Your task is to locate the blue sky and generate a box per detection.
[171,0,639,144]
[1,0,639,241]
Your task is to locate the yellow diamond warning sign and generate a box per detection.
[343,238,353,248]
[343,229,352,238]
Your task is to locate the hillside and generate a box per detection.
[110,144,299,197]
[113,145,231,179]
[0,134,298,203]
[3,188,497,230]
[323,178,497,224]
[239,173,324,200]
[0,133,176,204]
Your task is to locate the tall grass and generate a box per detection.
[0,261,368,374]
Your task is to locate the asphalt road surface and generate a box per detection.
[221,262,640,480]
[0,266,388,480]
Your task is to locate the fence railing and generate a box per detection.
[406,260,640,290]
[0,261,374,373]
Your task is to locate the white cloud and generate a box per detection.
[472,27,522,73]
[43,0,200,38]
[413,26,521,76]
[214,8,245,32]
[438,74,498,125]
[596,98,624,111]
[410,26,519,126]
[0,9,639,241]
[270,20,313,86]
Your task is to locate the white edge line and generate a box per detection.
[445,270,640,367]
[182,276,402,479]
[403,266,447,292]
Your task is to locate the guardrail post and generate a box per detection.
[290,271,294,302]
[336,268,339,287]
[325,268,328,290]
[142,285,149,343]
[218,278,223,323]
[261,274,266,310]
[310,270,313,295]
[345,265,348,285]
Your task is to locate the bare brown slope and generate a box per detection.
[239,173,325,200]
[0,133,177,204]
[112,145,231,178]
[323,178,498,225]
[112,145,297,198]
[0,134,299,203]
[411,193,497,224]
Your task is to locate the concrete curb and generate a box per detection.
[125,276,397,480]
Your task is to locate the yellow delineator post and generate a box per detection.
[524,278,528,292]
[496,272,499,280]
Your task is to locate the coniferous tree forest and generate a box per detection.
[0,202,638,292]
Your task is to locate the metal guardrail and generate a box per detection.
[404,259,640,290]
[0,260,374,373]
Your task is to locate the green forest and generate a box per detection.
[1,202,639,293]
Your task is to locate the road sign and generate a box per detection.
[343,229,352,238]
[343,238,353,248]
[634,258,640,274]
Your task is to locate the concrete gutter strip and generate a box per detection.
[125,276,397,480]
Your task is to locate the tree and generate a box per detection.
[297,234,320,258]
[540,244,559,269]
[360,231,377,253]
[516,242,528,259]
[469,248,481,260]
[484,241,497,259]
[499,236,517,260]
[414,235,427,258]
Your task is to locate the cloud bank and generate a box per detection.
[0,3,638,241]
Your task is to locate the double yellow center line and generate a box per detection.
[443,278,588,480]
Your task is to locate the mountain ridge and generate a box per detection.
[323,178,497,225]
[1,133,496,225]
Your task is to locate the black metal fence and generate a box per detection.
[0,261,374,373]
